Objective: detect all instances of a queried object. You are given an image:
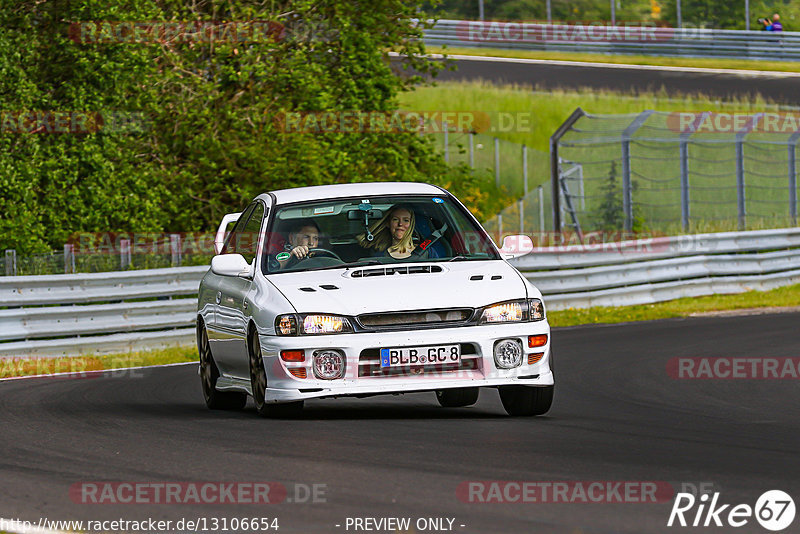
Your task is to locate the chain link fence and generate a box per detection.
[553,110,800,237]
[432,129,552,238]
[2,237,213,277]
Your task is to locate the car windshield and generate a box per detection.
[262,194,500,274]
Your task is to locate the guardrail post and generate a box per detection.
[494,137,500,188]
[63,244,75,274]
[789,130,800,225]
[518,199,524,234]
[170,234,182,267]
[120,239,131,270]
[5,249,16,276]
[443,120,449,163]
[622,110,655,232]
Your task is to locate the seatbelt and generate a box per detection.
[411,223,448,257]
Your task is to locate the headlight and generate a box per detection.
[479,299,546,324]
[481,302,523,323]
[275,314,353,335]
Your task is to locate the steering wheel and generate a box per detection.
[284,247,343,268]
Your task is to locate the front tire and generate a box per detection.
[198,324,247,410]
[499,385,554,416]
[436,387,479,408]
[248,330,304,418]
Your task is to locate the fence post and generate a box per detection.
[550,108,586,236]
[5,249,16,276]
[679,140,690,231]
[170,234,182,267]
[63,244,75,274]
[523,144,528,196]
[735,113,763,231]
[621,110,655,232]
[789,130,800,225]
[120,239,131,270]
[494,137,500,188]
[538,185,545,233]
[497,213,503,245]
[518,199,524,234]
[443,120,449,163]
[469,132,474,169]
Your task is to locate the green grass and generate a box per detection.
[0,345,197,379]
[427,45,800,73]
[398,80,784,151]
[549,283,800,327]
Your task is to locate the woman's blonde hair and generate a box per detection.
[358,204,416,254]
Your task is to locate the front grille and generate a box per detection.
[358,343,481,377]
[357,308,473,330]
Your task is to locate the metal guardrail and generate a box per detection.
[0,266,207,358]
[1,228,798,358]
[424,20,800,61]
[511,227,800,309]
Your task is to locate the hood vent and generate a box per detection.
[349,265,443,278]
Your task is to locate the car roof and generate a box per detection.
[257,182,444,205]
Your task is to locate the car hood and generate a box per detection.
[266,260,529,315]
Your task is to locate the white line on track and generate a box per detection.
[408,51,800,78]
[0,361,196,382]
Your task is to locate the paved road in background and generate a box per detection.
[430,55,800,103]
[2,312,798,533]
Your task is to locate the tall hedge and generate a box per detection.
[0,0,475,255]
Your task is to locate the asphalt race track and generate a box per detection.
[431,56,800,103]
[1,312,798,533]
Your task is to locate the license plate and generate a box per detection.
[380,344,461,368]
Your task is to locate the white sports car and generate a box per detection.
[197,182,553,417]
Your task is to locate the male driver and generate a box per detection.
[277,219,320,268]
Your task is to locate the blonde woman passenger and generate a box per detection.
[358,204,428,260]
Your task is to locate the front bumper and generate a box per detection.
[258,322,552,402]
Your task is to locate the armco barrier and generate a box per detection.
[0,228,798,358]
[423,20,800,62]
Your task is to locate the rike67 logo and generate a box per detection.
[668,490,795,531]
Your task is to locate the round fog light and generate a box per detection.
[494,339,523,369]
[313,350,345,380]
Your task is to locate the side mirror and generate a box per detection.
[214,212,242,255]
[211,254,253,278]
[500,235,534,260]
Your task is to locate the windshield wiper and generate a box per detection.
[447,255,470,262]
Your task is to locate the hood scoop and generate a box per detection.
[349,264,443,278]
